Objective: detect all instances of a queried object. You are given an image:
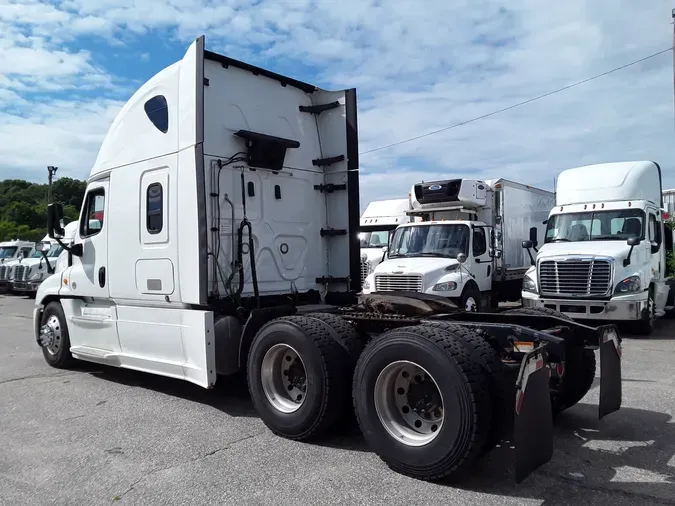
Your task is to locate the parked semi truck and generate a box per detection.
[363,178,555,312]
[10,223,77,296]
[35,36,622,484]
[521,161,673,335]
[359,198,415,285]
[0,240,34,292]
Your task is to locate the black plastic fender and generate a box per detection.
[598,324,622,420]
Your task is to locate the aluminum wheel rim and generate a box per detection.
[44,315,62,356]
[374,360,444,446]
[465,296,477,312]
[261,343,307,414]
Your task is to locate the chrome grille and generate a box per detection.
[539,259,612,296]
[360,259,371,284]
[374,274,423,292]
[0,265,7,281]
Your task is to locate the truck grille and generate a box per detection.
[0,265,7,281]
[13,265,27,282]
[539,259,612,296]
[374,274,423,292]
[360,259,371,284]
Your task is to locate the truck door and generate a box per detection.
[647,210,669,309]
[472,226,492,292]
[61,178,121,354]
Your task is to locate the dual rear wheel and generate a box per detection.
[247,315,501,480]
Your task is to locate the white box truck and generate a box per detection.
[359,198,416,285]
[362,178,555,312]
[34,35,624,484]
[521,160,673,335]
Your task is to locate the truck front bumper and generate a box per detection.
[522,291,648,321]
[11,281,40,293]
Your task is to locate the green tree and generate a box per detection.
[0,175,86,242]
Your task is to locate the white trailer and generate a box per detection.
[359,198,416,285]
[33,36,624,484]
[363,178,555,311]
[522,160,672,335]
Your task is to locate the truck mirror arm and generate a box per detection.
[54,237,83,258]
[623,237,640,267]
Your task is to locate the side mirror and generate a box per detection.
[47,203,65,238]
[624,237,640,267]
[36,242,51,253]
[521,240,535,266]
[457,253,467,264]
[529,226,538,251]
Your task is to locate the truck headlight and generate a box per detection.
[522,276,537,293]
[30,272,44,282]
[615,275,640,294]
[433,281,457,291]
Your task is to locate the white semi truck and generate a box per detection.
[34,35,624,484]
[359,198,415,285]
[0,239,34,292]
[521,160,673,336]
[363,178,555,312]
[10,223,77,296]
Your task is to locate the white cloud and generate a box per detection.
[0,0,674,210]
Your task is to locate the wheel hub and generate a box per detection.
[261,344,307,414]
[39,315,62,355]
[374,361,444,447]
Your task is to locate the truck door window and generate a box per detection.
[359,231,389,248]
[146,183,163,234]
[472,227,487,257]
[80,189,105,238]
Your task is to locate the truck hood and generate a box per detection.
[537,241,633,261]
[374,256,458,275]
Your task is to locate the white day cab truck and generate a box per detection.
[10,223,77,296]
[0,240,34,292]
[521,161,673,336]
[35,35,623,484]
[363,178,555,312]
[359,198,417,285]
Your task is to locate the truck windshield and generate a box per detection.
[389,224,470,259]
[545,209,645,243]
[0,247,17,259]
[28,249,42,258]
[359,230,390,248]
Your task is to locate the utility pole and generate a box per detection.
[47,165,58,203]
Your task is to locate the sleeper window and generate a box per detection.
[147,183,163,234]
[144,95,168,133]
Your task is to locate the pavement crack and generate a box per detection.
[113,431,264,502]
[0,371,75,385]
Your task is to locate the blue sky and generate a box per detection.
[1,0,675,208]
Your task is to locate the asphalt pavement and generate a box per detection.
[1,294,674,505]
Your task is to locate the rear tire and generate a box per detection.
[247,315,351,441]
[40,301,75,369]
[305,312,365,364]
[419,321,508,454]
[502,307,595,415]
[352,324,491,481]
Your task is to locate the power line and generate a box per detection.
[359,47,673,156]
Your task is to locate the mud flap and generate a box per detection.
[599,325,622,420]
[514,346,553,483]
